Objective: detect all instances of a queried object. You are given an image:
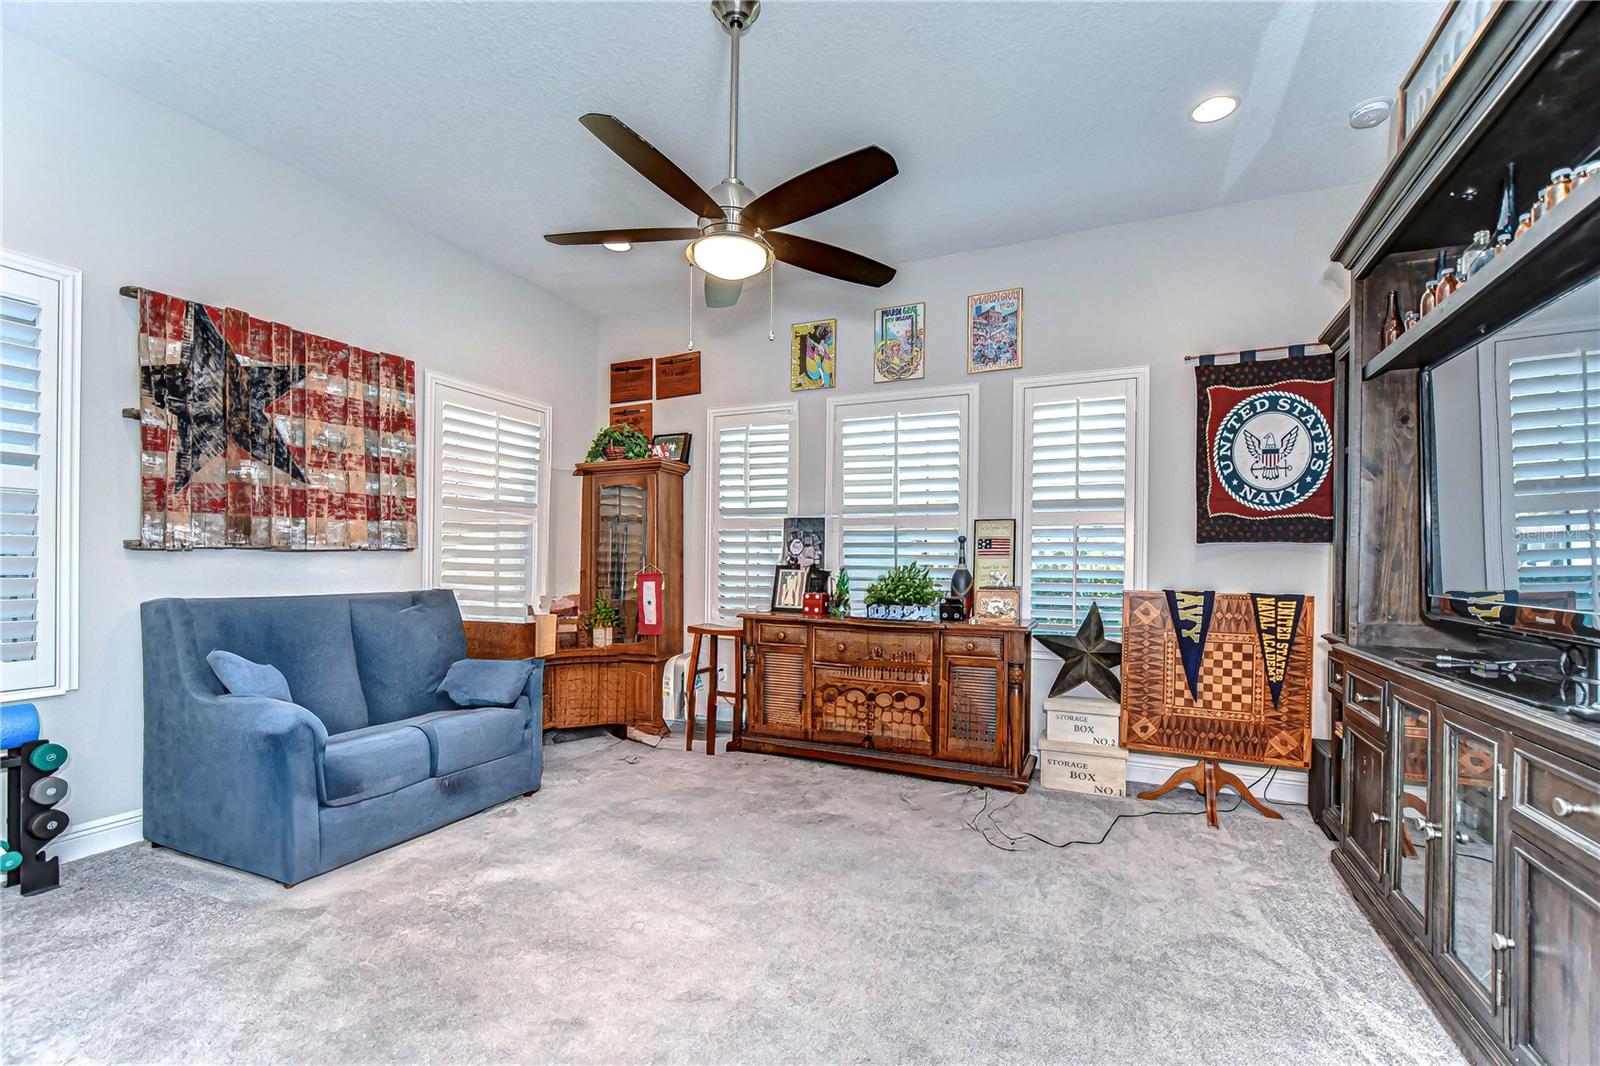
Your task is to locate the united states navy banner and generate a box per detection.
[1249,593,1306,709]
[1164,589,1215,700]
[1194,346,1334,543]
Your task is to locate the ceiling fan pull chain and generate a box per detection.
[768,266,775,342]
[687,264,696,351]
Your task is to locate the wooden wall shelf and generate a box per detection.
[1363,176,1600,379]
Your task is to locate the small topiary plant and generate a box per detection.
[863,563,940,607]
[584,597,620,630]
[586,424,651,462]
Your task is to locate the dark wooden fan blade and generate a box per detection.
[704,276,743,308]
[544,227,700,246]
[743,146,898,231]
[579,114,723,220]
[767,232,896,287]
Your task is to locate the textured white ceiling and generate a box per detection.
[3,1,1438,314]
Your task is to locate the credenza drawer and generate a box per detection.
[758,622,806,647]
[1514,740,1600,864]
[1345,670,1385,728]
[812,627,933,666]
[946,633,1003,659]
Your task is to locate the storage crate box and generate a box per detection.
[1044,699,1122,750]
[1038,737,1127,797]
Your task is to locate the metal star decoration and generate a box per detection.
[140,303,307,491]
[1037,602,1123,702]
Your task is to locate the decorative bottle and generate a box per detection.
[1381,290,1404,348]
[951,536,974,619]
[1458,230,1494,279]
[1437,267,1459,304]
[1420,280,1439,318]
[1494,162,1517,244]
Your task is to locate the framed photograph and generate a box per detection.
[650,432,691,463]
[967,288,1022,374]
[770,566,810,613]
[791,319,836,391]
[973,518,1017,589]
[873,302,925,383]
[782,515,826,570]
[973,587,1021,626]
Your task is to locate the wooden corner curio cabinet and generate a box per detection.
[465,457,686,736]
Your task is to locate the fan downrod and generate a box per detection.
[711,1,760,33]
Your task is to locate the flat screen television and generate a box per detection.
[1421,273,1600,645]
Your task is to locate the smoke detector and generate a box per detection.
[1349,98,1394,129]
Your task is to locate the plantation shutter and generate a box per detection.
[710,406,796,619]
[429,381,549,622]
[1,252,77,700]
[1503,337,1600,612]
[832,394,969,610]
[1020,377,1137,636]
[1,292,44,669]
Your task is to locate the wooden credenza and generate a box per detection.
[735,613,1035,791]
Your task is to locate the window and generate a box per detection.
[1,251,79,700]
[706,403,797,620]
[424,373,550,622]
[1015,370,1144,637]
[828,388,974,611]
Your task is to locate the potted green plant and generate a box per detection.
[584,597,621,647]
[863,563,940,622]
[586,424,651,462]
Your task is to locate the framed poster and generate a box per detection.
[790,319,836,391]
[973,519,1016,589]
[782,515,826,570]
[967,288,1022,373]
[650,432,691,463]
[609,358,653,403]
[609,402,652,437]
[654,352,701,398]
[770,566,809,612]
[873,302,925,383]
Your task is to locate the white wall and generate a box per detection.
[2,38,599,848]
[596,183,1359,778]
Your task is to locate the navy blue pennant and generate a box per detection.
[1164,589,1215,700]
[1249,594,1305,709]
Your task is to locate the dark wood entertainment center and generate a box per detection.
[735,613,1035,791]
[1323,4,1600,1062]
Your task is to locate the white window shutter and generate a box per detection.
[708,408,796,619]
[428,381,549,623]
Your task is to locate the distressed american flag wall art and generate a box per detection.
[135,289,418,551]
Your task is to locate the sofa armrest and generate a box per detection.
[143,692,328,884]
[522,659,545,731]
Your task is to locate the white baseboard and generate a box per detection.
[46,808,144,863]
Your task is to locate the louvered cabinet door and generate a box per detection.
[751,644,807,739]
[941,655,1006,767]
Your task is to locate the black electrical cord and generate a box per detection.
[962,766,1281,852]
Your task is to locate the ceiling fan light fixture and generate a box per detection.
[602,240,632,252]
[687,231,772,281]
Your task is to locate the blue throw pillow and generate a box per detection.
[207,649,293,702]
[437,658,533,708]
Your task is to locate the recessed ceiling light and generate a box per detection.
[1190,95,1239,124]
[603,241,632,252]
[1348,97,1394,129]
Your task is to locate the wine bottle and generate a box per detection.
[951,535,974,619]
[1381,289,1404,348]
[1495,162,1517,243]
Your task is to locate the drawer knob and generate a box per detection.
[837,642,846,653]
[774,631,785,641]
[965,641,976,651]
[1491,932,1516,952]
[1350,692,1379,707]
[1552,797,1595,818]
[1370,812,1390,825]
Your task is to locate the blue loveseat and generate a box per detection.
[141,590,542,885]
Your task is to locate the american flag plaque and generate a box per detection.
[973,518,1016,589]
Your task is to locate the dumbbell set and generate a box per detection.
[3,703,69,896]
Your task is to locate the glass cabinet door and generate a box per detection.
[1438,707,1507,1033]
[1389,690,1438,946]
[595,481,650,643]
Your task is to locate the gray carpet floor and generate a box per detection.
[3,735,1462,1065]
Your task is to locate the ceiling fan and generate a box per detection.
[544,0,898,308]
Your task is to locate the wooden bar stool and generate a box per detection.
[685,623,745,755]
